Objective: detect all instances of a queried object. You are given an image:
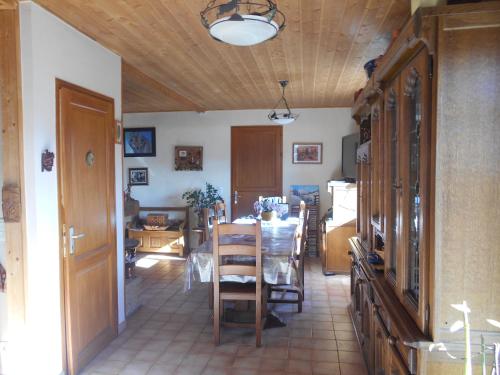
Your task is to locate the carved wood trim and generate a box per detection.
[386,88,397,110]
[404,67,420,97]
[372,105,380,121]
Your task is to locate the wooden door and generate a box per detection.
[57,81,117,375]
[231,126,282,220]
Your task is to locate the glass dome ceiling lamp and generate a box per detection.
[200,0,286,47]
[268,80,299,125]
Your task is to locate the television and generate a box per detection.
[342,133,359,182]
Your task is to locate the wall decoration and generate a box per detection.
[0,262,5,293]
[290,185,320,206]
[128,168,149,186]
[124,127,156,157]
[115,120,123,144]
[175,146,203,171]
[41,149,55,172]
[292,143,323,164]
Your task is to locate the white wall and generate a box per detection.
[17,2,123,374]
[0,72,6,374]
[124,109,356,220]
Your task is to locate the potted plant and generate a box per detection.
[253,198,285,221]
[182,182,222,226]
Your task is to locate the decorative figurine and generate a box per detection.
[41,149,55,172]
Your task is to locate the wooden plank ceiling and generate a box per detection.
[35,0,410,113]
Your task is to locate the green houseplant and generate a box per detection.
[182,182,222,225]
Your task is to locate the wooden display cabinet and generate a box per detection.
[350,3,500,374]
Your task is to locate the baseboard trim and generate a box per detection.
[118,320,127,334]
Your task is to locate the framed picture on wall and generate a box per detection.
[290,185,320,205]
[123,127,156,157]
[175,146,203,171]
[292,142,323,164]
[128,167,149,186]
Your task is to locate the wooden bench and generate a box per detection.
[128,206,189,257]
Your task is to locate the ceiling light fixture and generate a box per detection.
[200,0,286,47]
[268,80,298,125]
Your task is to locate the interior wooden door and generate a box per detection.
[57,81,117,375]
[231,126,282,220]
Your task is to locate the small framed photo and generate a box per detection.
[175,146,203,171]
[128,168,149,186]
[124,127,156,157]
[292,143,323,164]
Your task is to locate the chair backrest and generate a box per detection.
[296,208,309,256]
[213,201,227,224]
[291,200,307,218]
[202,207,213,240]
[260,196,285,204]
[212,220,262,288]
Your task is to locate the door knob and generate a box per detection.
[69,225,85,255]
[234,190,238,204]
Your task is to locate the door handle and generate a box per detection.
[234,190,238,204]
[69,225,85,255]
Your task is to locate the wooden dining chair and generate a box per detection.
[268,209,308,312]
[213,201,227,224]
[212,219,267,347]
[291,200,307,218]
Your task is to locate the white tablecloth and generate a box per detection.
[184,217,300,291]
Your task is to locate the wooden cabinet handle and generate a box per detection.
[388,336,398,346]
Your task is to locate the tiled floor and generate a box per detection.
[82,255,367,375]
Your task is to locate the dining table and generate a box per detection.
[184,216,301,292]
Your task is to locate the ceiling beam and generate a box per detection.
[0,0,17,10]
[411,0,445,14]
[123,62,206,113]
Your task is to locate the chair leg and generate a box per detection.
[213,296,220,345]
[208,283,214,309]
[256,297,262,347]
[298,291,303,313]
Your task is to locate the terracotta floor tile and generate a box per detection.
[232,356,261,369]
[260,358,288,370]
[312,330,335,340]
[263,346,288,359]
[286,359,312,374]
[109,348,137,362]
[146,364,178,375]
[119,360,153,375]
[236,345,265,357]
[336,340,360,352]
[311,361,341,375]
[290,338,314,349]
[312,339,337,351]
[81,258,364,375]
[339,362,368,375]
[312,350,339,363]
[338,350,364,364]
[94,360,127,374]
[333,330,356,341]
[333,322,354,331]
[288,347,313,361]
[206,354,236,368]
[201,367,232,375]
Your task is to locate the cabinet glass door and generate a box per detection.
[401,47,430,332]
[407,70,422,303]
[385,79,400,285]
